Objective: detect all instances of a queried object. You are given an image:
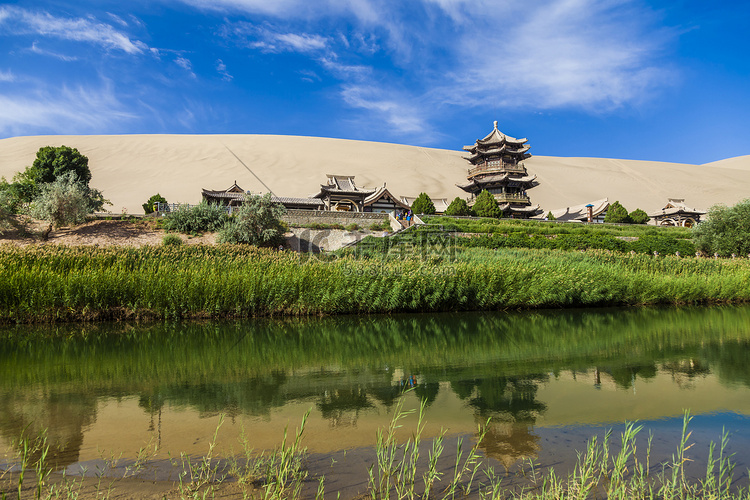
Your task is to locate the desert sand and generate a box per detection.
[1,134,749,215]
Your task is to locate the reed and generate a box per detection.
[2,244,750,323]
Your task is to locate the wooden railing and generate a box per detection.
[493,193,530,204]
[468,162,527,178]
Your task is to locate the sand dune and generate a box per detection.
[1,134,748,215]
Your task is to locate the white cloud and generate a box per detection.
[0,5,148,54]
[216,59,233,81]
[0,81,138,137]
[175,56,196,78]
[29,41,79,62]
[341,85,428,136]
[0,70,14,82]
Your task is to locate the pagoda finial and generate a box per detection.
[493,120,498,129]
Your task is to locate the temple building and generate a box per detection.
[312,175,376,212]
[364,184,411,214]
[457,121,540,217]
[649,199,705,227]
[202,182,324,211]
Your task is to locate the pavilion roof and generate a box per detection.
[365,185,411,209]
[544,198,610,222]
[315,174,376,196]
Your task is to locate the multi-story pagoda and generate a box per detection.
[457,121,540,217]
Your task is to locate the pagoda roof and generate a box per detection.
[500,204,541,214]
[202,182,248,201]
[467,121,528,148]
[457,174,536,191]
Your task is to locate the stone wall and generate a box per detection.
[282,209,388,227]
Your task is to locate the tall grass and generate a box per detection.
[4,408,747,500]
[1,244,750,323]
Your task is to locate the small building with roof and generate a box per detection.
[312,174,376,212]
[649,199,705,227]
[364,184,411,214]
[399,196,450,214]
[457,121,540,218]
[202,182,324,211]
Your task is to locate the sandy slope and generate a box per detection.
[1,134,749,214]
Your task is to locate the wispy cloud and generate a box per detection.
[216,59,233,81]
[175,56,196,78]
[0,70,14,82]
[0,5,148,54]
[29,41,79,62]
[0,80,138,137]
[188,0,674,133]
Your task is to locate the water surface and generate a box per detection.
[1,306,750,485]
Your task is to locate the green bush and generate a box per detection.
[143,193,168,214]
[28,172,102,228]
[411,192,436,215]
[605,201,631,223]
[629,208,650,224]
[472,190,501,218]
[163,202,229,234]
[692,199,750,256]
[546,211,556,221]
[445,197,471,216]
[345,223,360,231]
[162,234,183,246]
[218,193,287,247]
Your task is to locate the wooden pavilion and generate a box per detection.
[457,121,540,217]
[649,199,705,227]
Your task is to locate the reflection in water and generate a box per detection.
[1,306,750,472]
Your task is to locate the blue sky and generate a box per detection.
[1,0,748,164]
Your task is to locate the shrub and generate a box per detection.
[163,202,229,234]
[345,223,360,231]
[472,190,501,218]
[604,201,631,223]
[411,192,436,215]
[143,193,168,214]
[629,208,650,224]
[369,219,390,231]
[445,197,471,216]
[692,199,750,256]
[28,172,102,228]
[218,193,287,247]
[162,234,183,246]
[546,211,556,221]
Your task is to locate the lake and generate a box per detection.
[2,306,750,495]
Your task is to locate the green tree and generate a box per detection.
[604,201,631,223]
[692,199,750,256]
[143,193,168,214]
[218,193,287,247]
[472,190,501,218]
[444,197,471,216]
[28,146,91,186]
[546,211,556,221]
[628,208,650,224]
[29,172,96,228]
[410,192,436,215]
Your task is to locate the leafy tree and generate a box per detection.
[28,172,96,228]
[692,199,750,256]
[472,190,501,218]
[445,197,471,216]
[143,193,168,214]
[0,189,14,234]
[604,201,631,223]
[218,193,287,247]
[32,146,92,185]
[410,192,436,215]
[628,208,650,224]
[546,211,556,221]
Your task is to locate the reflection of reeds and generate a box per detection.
[2,410,746,499]
[2,245,750,323]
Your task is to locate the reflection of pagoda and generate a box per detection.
[458,121,540,217]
